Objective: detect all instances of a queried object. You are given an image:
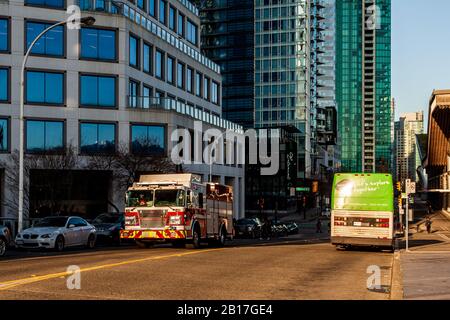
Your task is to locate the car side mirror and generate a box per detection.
[68,224,76,229]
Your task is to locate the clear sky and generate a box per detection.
[392,0,450,121]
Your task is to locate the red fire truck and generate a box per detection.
[121,174,234,248]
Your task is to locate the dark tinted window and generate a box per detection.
[129,34,139,68]
[26,70,64,104]
[0,18,9,52]
[0,68,8,102]
[25,0,64,9]
[26,21,64,56]
[80,75,116,107]
[0,118,8,152]
[80,122,116,154]
[80,28,116,61]
[26,120,64,153]
[131,125,165,155]
[143,43,153,74]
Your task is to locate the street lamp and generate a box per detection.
[18,16,95,233]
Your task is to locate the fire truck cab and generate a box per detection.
[121,174,234,248]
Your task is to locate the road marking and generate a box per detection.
[438,234,450,242]
[0,248,225,292]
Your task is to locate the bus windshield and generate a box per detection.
[154,189,185,207]
[127,190,154,207]
[331,174,394,212]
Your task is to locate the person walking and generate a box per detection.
[316,218,322,234]
[425,216,433,234]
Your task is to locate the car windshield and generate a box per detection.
[93,214,122,224]
[154,189,185,207]
[34,217,68,228]
[127,190,154,207]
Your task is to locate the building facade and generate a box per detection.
[336,0,391,173]
[394,111,424,182]
[0,0,245,231]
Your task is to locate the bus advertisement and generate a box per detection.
[330,173,395,251]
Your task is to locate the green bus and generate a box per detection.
[331,173,395,251]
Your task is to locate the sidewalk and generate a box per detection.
[395,209,450,300]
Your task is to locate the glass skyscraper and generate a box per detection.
[336,0,391,173]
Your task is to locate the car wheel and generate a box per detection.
[192,226,201,249]
[55,236,65,252]
[87,234,96,249]
[0,238,6,257]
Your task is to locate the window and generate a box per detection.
[0,118,9,152]
[0,68,9,102]
[211,81,219,104]
[167,56,174,84]
[143,85,153,108]
[131,125,165,155]
[195,72,202,97]
[186,67,193,93]
[80,74,116,108]
[169,6,176,31]
[143,42,153,74]
[26,70,64,105]
[80,27,116,61]
[159,0,167,25]
[137,0,145,11]
[177,62,184,89]
[203,77,209,100]
[177,13,184,37]
[25,0,64,9]
[129,34,139,68]
[80,122,116,154]
[129,79,139,108]
[155,49,164,79]
[149,0,156,17]
[26,21,64,57]
[26,120,64,154]
[186,20,198,45]
[0,18,9,52]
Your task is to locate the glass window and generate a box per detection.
[167,56,174,84]
[211,81,219,104]
[159,0,167,25]
[137,0,145,11]
[80,74,116,107]
[128,79,139,108]
[149,0,156,16]
[186,67,193,93]
[143,85,152,108]
[177,62,184,89]
[0,68,8,102]
[26,21,64,57]
[129,34,139,68]
[25,0,64,9]
[203,77,209,100]
[169,6,176,31]
[155,49,164,79]
[0,118,8,152]
[177,13,184,37]
[143,42,153,74]
[26,120,64,153]
[80,27,116,61]
[26,70,64,104]
[0,18,9,52]
[186,20,198,45]
[80,122,116,154]
[131,125,165,155]
[195,72,202,97]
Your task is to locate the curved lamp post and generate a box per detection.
[18,16,95,233]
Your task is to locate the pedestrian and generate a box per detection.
[263,217,272,240]
[425,216,432,234]
[316,218,322,233]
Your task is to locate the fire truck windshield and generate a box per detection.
[154,189,185,207]
[127,190,154,207]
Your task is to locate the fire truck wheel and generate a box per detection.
[135,240,154,249]
[192,226,201,249]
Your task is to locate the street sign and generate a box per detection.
[296,187,310,192]
[409,182,416,194]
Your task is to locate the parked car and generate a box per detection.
[285,221,300,235]
[0,225,13,257]
[234,218,263,239]
[92,212,125,245]
[271,221,289,237]
[15,216,96,252]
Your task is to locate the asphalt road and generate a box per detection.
[0,239,394,300]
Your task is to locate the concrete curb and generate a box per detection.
[390,251,404,300]
[442,210,450,220]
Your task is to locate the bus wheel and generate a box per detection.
[136,240,153,249]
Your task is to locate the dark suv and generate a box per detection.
[0,225,13,257]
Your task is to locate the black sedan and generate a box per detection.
[234,218,263,239]
[92,213,125,245]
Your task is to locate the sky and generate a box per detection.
[392,0,450,121]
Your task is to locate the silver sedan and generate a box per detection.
[16,216,96,252]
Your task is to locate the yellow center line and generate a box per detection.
[0,248,225,291]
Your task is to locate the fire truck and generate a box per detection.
[121,174,234,248]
